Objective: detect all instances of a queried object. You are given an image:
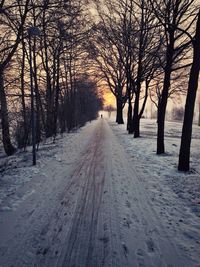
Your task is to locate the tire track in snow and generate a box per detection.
[38,119,198,267]
[1,119,199,267]
[55,120,127,267]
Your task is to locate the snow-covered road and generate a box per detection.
[0,119,199,267]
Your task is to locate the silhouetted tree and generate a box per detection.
[150,0,197,154]
[178,10,200,171]
[0,0,30,155]
[90,1,130,124]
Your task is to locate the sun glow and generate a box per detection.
[103,89,116,108]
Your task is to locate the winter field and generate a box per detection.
[0,116,200,267]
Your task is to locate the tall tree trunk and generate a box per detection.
[68,48,77,130]
[134,80,149,138]
[178,11,200,171]
[53,49,60,138]
[133,89,140,138]
[133,0,144,138]
[33,37,41,146]
[126,69,133,133]
[42,9,53,138]
[21,40,26,127]
[116,97,124,124]
[127,76,133,132]
[0,70,16,155]
[139,80,149,119]
[132,63,142,138]
[20,39,28,149]
[157,43,174,154]
[127,96,133,132]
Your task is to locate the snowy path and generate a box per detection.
[0,119,199,267]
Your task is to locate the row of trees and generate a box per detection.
[1,0,199,171]
[0,0,102,157]
[91,0,200,171]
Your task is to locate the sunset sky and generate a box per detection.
[103,89,116,107]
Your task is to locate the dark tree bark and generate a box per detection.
[139,80,149,119]
[127,94,133,132]
[116,97,124,124]
[134,79,149,137]
[0,70,16,155]
[42,8,53,138]
[33,37,42,146]
[32,7,43,146]
[178,11,200,171]
[132,0,144,138]
[157,42,174,154]
[133,90,140,137]
[53,47,61,138]
[20,37,29,150]
[126,50,133,133]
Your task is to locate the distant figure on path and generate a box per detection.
[101,114,103,118]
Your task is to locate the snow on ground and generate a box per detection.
[0,121,98,212]
[0,116,199,267]
[108,117,200,218]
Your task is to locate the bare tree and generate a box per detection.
[129,0,161,137]
[0,0,30,155]
[150,0,197,154]
[0,0,102,158]
[178,9,200,171]
[90,16,127,124]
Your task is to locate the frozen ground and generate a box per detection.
[0,118,200,267]
[108,117,200,217]
[0,122,98,211]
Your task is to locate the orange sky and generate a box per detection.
[103,89,116,107]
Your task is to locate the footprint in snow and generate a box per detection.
[123,217,132,228]
[99,236,109,244]
[146,239,155,253]
[137,248,144,256]
[125,200,131,208]
[122,242,128,256]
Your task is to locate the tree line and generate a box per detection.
[0,0,102,157]
[90,0,200,172]
[1,0,199,172]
